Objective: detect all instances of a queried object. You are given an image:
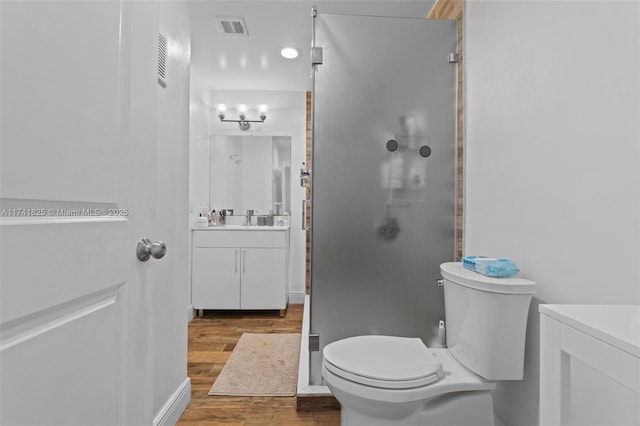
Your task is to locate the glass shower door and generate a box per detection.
[310,12,457,384]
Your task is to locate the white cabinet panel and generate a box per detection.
[241,248,286,309]
[540,305,640,426]
[194,229,286,248]
[192,248,240,309]
[191,229,289,312]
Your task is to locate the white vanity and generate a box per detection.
[191,225,290,317]
[539,304,640,426]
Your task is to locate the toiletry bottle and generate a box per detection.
[300,162,309,187]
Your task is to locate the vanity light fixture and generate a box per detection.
[216,103,267,131]
[280,47,299,59]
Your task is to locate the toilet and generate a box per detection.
[322,262,537,426]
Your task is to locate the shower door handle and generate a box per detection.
[302,199,311,231]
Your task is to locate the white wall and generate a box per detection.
[464,1,640,425]
[154,1,191,424]
[188,95,211,221]
[210,135,244,213]
[242,136,273,213]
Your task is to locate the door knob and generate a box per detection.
[136,238,167,262]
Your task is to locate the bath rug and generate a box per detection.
[208,332,301,397]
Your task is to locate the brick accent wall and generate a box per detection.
[305,91,312,293]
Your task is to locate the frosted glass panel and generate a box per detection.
[310,13,457,384]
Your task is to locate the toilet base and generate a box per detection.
[336,390,494,426]
[420,391,494,426]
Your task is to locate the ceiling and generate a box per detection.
[189,0,436,105]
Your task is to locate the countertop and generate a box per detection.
[192,224,290,231]
[539,304,640,357]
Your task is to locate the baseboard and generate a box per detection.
[187,305,196,321]
[287,292,306,304]
[153,377,191,426]
[297,393,340,411]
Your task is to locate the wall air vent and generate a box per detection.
[157,33,167,88]
[216,16,249,37]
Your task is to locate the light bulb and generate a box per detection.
[216,104,227,121]
[237,104,248,120]
[280,47,298,59]
[258,104,268,121]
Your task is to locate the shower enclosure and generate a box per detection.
[309,12,457,384]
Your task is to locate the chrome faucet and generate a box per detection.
[245,209,254,226]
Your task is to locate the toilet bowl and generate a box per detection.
[322,336,495,426]
[322,262,536,426]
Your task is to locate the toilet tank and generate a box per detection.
[440,262,536,380]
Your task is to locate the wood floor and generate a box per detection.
[177,305,341,426]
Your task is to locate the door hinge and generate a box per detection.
[309,333,320,351]
[448,52,459,63]
[312,47,323,65]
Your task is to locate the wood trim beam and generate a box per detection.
[428,0,462,20]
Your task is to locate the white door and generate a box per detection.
[1,2,161,424]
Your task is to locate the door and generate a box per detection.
[310,13,457,384]
[241,248,286,309]
[192,248,241,309]
[1,1,160,424]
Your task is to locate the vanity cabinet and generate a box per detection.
[191,227,289,315]
[539,305,640,426]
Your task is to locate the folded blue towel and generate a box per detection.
[463,256,520,278]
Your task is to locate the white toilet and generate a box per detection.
[322,262,536,426]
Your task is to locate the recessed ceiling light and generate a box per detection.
[280,47,299,59]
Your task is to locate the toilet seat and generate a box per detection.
[321,337,495,404]
[322,335,444,389]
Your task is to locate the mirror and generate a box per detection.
[209,135,291,215]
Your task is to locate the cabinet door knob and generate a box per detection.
[243,250,246,273]
[235,250,238,273]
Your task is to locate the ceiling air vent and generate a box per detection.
[216,16,249,37]
[157,33,167,88]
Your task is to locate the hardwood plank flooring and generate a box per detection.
[177,305,341,426]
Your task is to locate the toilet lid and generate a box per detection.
[323,336,443,389]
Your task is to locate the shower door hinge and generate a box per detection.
[311,47,323,65]
[448,52,459,63]
[309,334,320,351]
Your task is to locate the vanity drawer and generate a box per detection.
[193,230,286,248]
